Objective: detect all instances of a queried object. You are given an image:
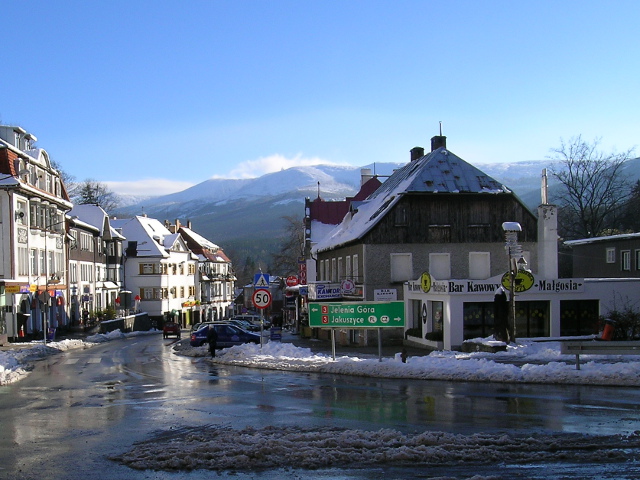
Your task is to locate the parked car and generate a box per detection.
[232,314,271,329]
[163,321,181,339]
[190,323,261,348]
[228,319,260,332]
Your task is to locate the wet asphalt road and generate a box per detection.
[1,333,639,480]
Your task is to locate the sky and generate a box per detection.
[2,1,639,196]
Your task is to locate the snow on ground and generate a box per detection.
[174,337,640,387]
[0,329,159,385]
[111,424,640,472]
[4,330,640,476]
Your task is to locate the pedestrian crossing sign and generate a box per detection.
[254,273,270,290]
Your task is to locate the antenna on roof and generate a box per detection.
[317,181,320,199]
[439,121,443,136]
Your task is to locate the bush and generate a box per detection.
[601,305,640,340]
[425,331,443,342]
[405,328,421,339]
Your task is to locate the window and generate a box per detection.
[16,201,27,225]
[467,224,490,242]
[345,256,352,279]
[352,254,359,282]
[390,253,412,283]
[429,225,451,243]
[621,250,631,271]
[606,248,615,263]
[18,247,29,276]
[429,253,451,280]
[331,258,337,282]
[337,257,343,281]
[39,250,45,275]
[636,250,640,271]
[394,205,409,226]
[469,252,490,279]
[30,249,38,276]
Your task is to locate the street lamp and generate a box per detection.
[502,222,523,343]
[42,215,76,344]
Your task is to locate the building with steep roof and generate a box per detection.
[309,135,538,347]
[68,204,125,325]
[112,216,198,326]
[0,125,73,341]
[169,219,236,321]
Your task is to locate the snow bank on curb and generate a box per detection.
[175,339,640,387]
[0,329,160,385]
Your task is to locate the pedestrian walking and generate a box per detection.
[207,325,218,358]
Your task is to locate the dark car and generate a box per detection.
[163,321,181,339]
[228,319,260,332]
[190,323,261,348]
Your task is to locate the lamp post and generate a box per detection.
[502,222,523,343]
[42,215,76,344]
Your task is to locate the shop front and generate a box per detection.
[404,273,640,351]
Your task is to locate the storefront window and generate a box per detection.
[560,300,599,336]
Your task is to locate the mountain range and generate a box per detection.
[113,157,640,271]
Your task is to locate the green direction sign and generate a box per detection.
[309,301,405,328]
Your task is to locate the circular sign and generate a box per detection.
[501,270,535,293]
[420,272,432,293]
[252,289,272,310]
[286,275,299,287]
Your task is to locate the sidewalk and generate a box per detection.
[280,332,431,358]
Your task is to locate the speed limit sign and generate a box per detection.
[252,289,272,309]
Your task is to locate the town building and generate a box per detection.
[0,125,73,341]
[112,216,198,327]
[169,219,236,321]
[67,204,124,326]
[565,233,640,278]
[308,135,537,346]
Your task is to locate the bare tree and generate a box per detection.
[549,136,634,239]
[75,179,120,213]
[50,158,78,199]
[271,215,304,276]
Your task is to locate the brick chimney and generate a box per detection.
[430,135,446,152]
[410,147,425,161]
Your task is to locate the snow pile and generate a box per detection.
[111,424,640,472]
[177,338,640,386]
[0,330,160,385]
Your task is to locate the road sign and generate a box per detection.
[252,289,272,309]
[308,301,405,328]
[254,273,270,290]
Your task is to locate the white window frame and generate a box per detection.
[606,248,616,263]
[621,250,631,271]
[390,253,412,283]
[469,252,491,280]
[429,253,451,280]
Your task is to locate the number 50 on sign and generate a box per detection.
[252,289,272,309]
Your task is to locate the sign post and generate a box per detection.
[308,301,405,360]
[252,289,272,347]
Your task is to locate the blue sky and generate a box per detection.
[2,1,639,196]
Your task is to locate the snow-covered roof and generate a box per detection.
[565,232,640,246]
[313,147,511,253]
[111,216,174,258]
[69,204,125,240]
[180,227,219,251]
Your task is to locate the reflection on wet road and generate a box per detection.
[0,334,639,480]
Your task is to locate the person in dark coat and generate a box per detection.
[207,326,218,358]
